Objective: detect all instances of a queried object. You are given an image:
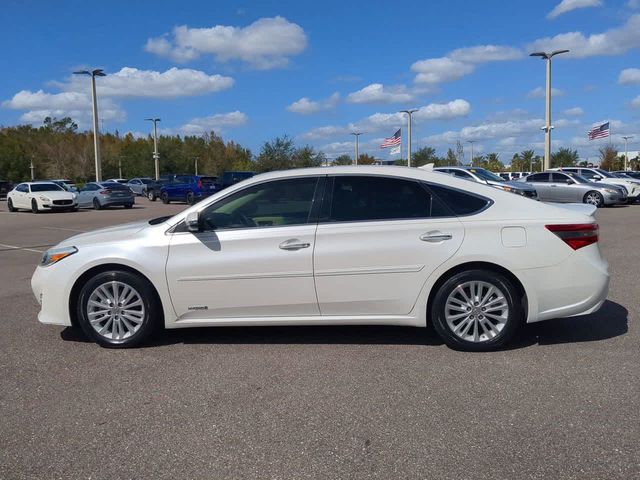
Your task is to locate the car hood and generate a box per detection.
[34,191,75,200]
[57,221,150,248]
[487,180,535,191]
[595,178,636,188]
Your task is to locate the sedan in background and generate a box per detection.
[32,166,608,351]
[126,177,154,196]
[434,166,538,199]
[77,182,134,210]
[105,178,128,184]
[519,172,626,207]
[7,181,78,213]
[612,171,640,180]
[557,167,640,203]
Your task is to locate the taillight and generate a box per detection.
[197,179,203,189]
[545,223,599,250]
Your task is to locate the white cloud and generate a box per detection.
[632,95,640,108]
[563,107,584,116]
[425,118,546,144]
[56,67,234,98]
[619,68,640,84]
[145,16,307,69]
[2,90,126,126]
[529,15,640,58]
[527,86,564,98]
[411,44,522,85]
[301,99,470,140]
[346,83,415,105]
[178,111,248,135]
[287,92,339,114]
[630,0,640,8]
[547,0,602,19]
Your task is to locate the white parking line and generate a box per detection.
[0,243,45,254]
[42,226,87,233]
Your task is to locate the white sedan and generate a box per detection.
[31,166,609,351]
[8,181,78,213]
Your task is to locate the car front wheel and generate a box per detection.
[31,199,39,214]
[147,190,156,201]
[7,198,16,212]
[583,191,604,208]
[76,270,161,348]
[430,269,523,351]
[161,192,170,204]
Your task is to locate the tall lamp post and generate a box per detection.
[622,136,633,171]
[194,156,199,175]
[145,118,161,180]
[399,109,418,167]
[73,68,106,182]
[467,140,476,166]
[529,49,569,171]
[350,132,363,165]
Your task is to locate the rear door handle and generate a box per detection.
[420,231,453,242]
[279,239,311,251]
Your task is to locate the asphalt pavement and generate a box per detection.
[0,198,638,479]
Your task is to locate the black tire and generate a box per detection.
[147,190,156,201]
[124,203,133,209]
[430,269,523,351]
[93,198,102,210]
[31,199,39,214]
[583,191,604,208]
[161,192,170,204]
[7,198,16,212]
[76,270,162,348]
[141,188,147,197]
[186,191,195,205]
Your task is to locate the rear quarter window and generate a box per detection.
[425,183,492,216]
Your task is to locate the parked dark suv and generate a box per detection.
[146,174,178,201]
[160,175,219,204]
[0,179,14,199]
[219,171,255,189]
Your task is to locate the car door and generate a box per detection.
[77,183,97,207]
[166,176,323,320]
[13,184,28,208]
[524,173,551,200]
[128,179,141,195]
[549,172,578,202]
[313,175,465,316]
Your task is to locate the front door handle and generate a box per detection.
[420,231,453,242]
[279,239,311,251]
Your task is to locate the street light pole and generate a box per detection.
[530,49,569,171]
[30,157,35,180]
[622,136,633,171]
[118,156,122,178]
[350,132,363,165]
[73,68,106,182]
[399,109,418,167]
[466,140,476,166]
[145,118,161,180]
[194,156,199,175]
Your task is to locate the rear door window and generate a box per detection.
[426,184,491,216]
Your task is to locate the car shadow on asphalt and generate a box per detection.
[59,300,628,349]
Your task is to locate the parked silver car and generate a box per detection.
[518,171,626,207]
[77,182,135,210]
[126,177,154,196]
[434,166,538,199]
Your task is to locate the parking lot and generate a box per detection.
[0,200,638,479]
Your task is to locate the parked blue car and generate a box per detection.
[159,175,219,205]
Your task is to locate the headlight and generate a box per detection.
[40,246,78,267]
[39,196,50,202]
[604,189,618,194]
[72,193,77,199]
[496,185,513,192]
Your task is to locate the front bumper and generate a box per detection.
[40,201,78,210]
[603,192,626,205]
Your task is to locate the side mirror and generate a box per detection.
[185,211,200,232]
[566,179,574,185]
[592,175,602,181]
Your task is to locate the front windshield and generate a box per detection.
[564,172,591,184]
[30,183,64,192]
[468,168,504,182]
[595,168,614,178]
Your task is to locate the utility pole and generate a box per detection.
[467,140,476,166]
[145,118,161,180]
[194,156,199,175]
[30,157,35,180]
[73,68,106,182]
[399,109,418,167]
[118,156,123,179]
[622,136,633,171]
[350,132,363,165]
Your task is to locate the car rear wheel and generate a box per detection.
[76,270,161,348]
[7,198,16,212]
[31,199,39,214]
[186,192,195,205]
[161,192,170,204]
[147,190,156,201]
[93,198,102,210]
[583,191,604,208]
[430,269,523,351]
[124,203,133,209]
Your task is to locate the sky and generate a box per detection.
[1,0,639,164]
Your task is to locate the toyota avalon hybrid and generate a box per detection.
[31,166,609,351]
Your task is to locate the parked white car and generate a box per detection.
[31,166,609,351]
[7,181,78,213]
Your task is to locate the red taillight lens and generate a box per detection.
[197,179,203,188]
[545,223,599,250]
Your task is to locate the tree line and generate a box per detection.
[1,116,636,182]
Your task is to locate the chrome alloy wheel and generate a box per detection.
[444,281,509,343]
[86,281,145,340]
[584,192,603,206]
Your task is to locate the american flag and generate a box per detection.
[588,122,610,140]
[380,128,401,148]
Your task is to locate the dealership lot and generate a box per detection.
[0,201,638,479]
